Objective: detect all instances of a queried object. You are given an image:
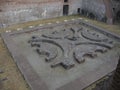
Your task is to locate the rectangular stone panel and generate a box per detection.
[1,20,120,90]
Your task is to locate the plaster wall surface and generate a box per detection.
[69,0,82,15]
[0,0,63,27]
[0,0,83,27]
[1,0,115,27]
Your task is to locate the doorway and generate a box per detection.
[63,5,69,16]
[116,11,120,21]
[77,8,80,14]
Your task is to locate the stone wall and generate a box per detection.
[111,0,120,21]
[69,0,82,15]
[1,0,116,27]
[0,0,63,27]
[81,0,106,21]
[0,0,83,28]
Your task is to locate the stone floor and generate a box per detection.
[0,15,120,90]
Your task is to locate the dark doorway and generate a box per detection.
[63,5,69,16]
[77,8,80,14]
[64,0,68,2]
[116,11,120,21]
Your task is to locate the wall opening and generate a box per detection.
[77,8,80,14]
[116,11,120,21]
[63,5,69,16]
[64,0,68,3]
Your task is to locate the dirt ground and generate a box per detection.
[0,15,120,90]
[0,37,30,90]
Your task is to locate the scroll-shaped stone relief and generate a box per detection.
[28,28,114,70]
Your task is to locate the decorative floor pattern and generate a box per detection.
[1,20,120,90]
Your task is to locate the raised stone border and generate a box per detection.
[1,20,120,90]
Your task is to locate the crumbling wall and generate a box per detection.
[0,0,84,28]
[111,0,120,21]
[81,0,106,21]
[69,0,82,15]
[0,0,63,27]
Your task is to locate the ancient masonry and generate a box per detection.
[1,20,120,90]
[1,0,120,27]
[28,27,113,69]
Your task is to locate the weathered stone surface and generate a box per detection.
[1,20,120,90]
[28,22,114,70]
[36,47,58,62]
[81,29,107,42]
[51,58,75,70]
[81,0,106,21]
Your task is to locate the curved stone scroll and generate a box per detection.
[42,29,73,40]
[51,58,75,70]
[73,50,96,64]
[94,46,107,53]
[42,27,82,41]
[81,30,109,42]
[28,32,111,70]
[36,47,58,62]
[73,46,108,64]
[73,49,97,64]
[76,42,114,49]
[28,37,59,62]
